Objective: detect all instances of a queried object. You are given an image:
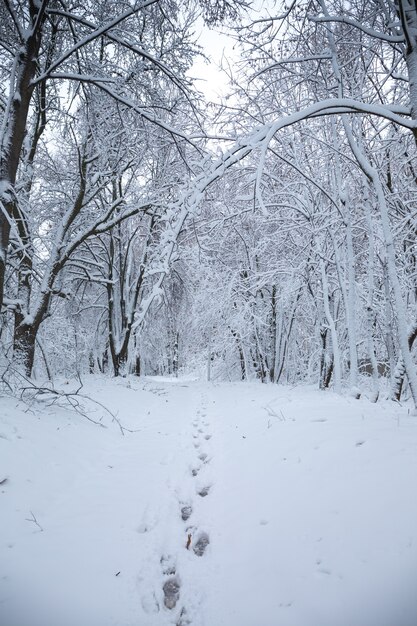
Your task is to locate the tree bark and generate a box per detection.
[13,320,38,377]
[0,5,46,309]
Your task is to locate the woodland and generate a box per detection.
[2,0,417,406]
[3,4,417,625]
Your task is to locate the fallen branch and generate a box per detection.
[14,370,135,434]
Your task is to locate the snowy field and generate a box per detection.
[1,377,417,626]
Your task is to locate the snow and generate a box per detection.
[0,180,13,203]
[1,378,417,626]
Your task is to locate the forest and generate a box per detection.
[2,0,417,405]
[2,3,417,626]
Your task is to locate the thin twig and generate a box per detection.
[25,511,43,532]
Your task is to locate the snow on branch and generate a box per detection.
[307,14,405,44]
[91,82,203,148]
[32,0,160,83]
[17,373,134,435]
[45,8,192,97]
[251,53,333,79]
[131,95,417,329]
[3,0,26,42]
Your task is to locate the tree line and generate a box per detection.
[2,1,417,408]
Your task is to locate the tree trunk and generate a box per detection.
[275,288,301,384]
[13,321,38,377]
[89,352,95,374]
[0,7,45,309]
[133,334,141,376]
[172,332,179,377]
[343,198,358,389]
[324,356,334,389]
[364,196,379,401]
[319,327,328,389]
[230,327,246,380]
[320,259,342,392]
[134,354,141,376]
[342,119,417,407]
[269,284,277,381]
[390,321,417,400]
[399,1,417,141]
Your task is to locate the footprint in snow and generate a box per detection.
[204,434,212,440]
[193,532,210,556]
[160,555,181,609]
[198,485,211,497]
[180,505,193,521]
[198,452,208,462]
[191,467,200,477]
[163,576,181,609]
[160,554,176,576]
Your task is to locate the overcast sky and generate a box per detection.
[188,21,238,104]
[189,1,278,103]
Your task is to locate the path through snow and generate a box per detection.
[1,378,417,626]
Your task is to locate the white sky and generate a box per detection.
[188,22,238,104]
[188,1,279,103]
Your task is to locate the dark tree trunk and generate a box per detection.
[391,321,417,400]
[103,348,109,372]
[0,5,46,310]
[89,352,95,374]
[111,347,128,377]
[230,327,246,380]
[0,220,10,312]
[133,335,141,376]
[319,327,328,389]
[319,325,334,389]
[324,357,334,389]
[250,347,267,382]
[269,285,277,382]
[172,332,179,377]
[13,321,38,377]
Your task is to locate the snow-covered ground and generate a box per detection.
[1,377,417,626]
